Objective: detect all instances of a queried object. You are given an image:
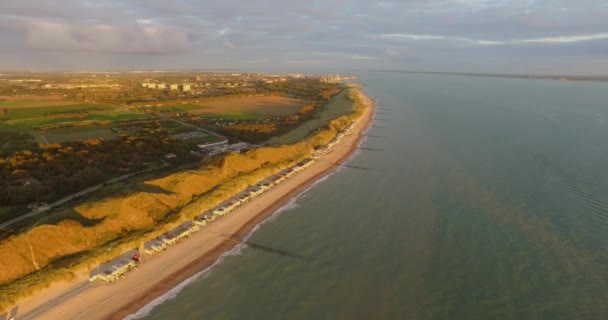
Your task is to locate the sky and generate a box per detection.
[0,0,607,74]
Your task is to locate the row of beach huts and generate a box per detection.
[89,157,315,283]
[316,121,358,155]
[87,118,362,283]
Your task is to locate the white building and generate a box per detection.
[197,139,229,150]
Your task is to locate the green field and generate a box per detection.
[0,123,23,131]
[186,135,222,144]
[3,104,114,120]
[6,110,146,128]
[163,96,307,119]
[0,100,43,107]
[266,88,353,146]
[199,111,264,120]
[43,125,117,143]
[162,104,210,111]
[79,110,145,121]
[0,102,147,143]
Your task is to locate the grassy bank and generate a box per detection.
[266,86,355,146]
[0,85,368,312]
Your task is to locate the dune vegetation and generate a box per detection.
[0,85,367,311]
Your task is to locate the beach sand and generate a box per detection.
[13,90,375,320]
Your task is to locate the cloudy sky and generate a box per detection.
[0,0,607,74]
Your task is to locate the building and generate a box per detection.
[161,234,177,246]
[194,214,210,226]
[237,193,252,204]
[208,146,226,156]
[170,84,179,90]
[144,238,167,255]
[213,207,227,216]
[197,139,228,150]
[89,249,140,282]
[226,142,249,153]
[180,84,191,92]
[156,221,200,248]
[157,83,167,89]
[225,201,240,212]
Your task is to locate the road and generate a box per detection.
[18,281,94,320]
[0,169,151,231]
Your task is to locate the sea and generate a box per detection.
[129,72,608,320]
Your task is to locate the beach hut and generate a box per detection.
[161,234,177,246]
[89,249,140,282]
[144,239,166,255]
[195,215,209,226]
[213,207,227,216]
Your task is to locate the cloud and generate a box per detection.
[520,32,608,44]
[380,33,506,45]
[223,39,237,50]
[22,20,191,53]
[384,48,401,57]
[380,31,608,46]
[381,33,446,40]
[0,0,129,21]
[351,55,378,60]
[0,0,607,72]
[384,47,413,58]
[136,19,153,25]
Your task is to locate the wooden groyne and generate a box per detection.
[224,236,312,262]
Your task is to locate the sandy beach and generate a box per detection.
[12,90,375,320]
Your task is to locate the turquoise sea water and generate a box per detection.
[134,72,608,320]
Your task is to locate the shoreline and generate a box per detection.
[14,88,375,320]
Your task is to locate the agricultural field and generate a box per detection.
[0,95,74,108]
[164,96,308,119]
[1,94,145,124]
[3,104,121,121]
[0,100,79,108]
[0,99,147,143]
[43,125,117,143]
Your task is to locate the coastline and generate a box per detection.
[14,88,375,320]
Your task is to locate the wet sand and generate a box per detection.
[14,90,374,320]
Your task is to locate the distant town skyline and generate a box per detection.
[0,0,607,74]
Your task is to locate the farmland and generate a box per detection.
[163,96,308,119]
[0,100,148,143]
[43,125,117,143]
[0,95,75,108]
[1,104,142,123]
